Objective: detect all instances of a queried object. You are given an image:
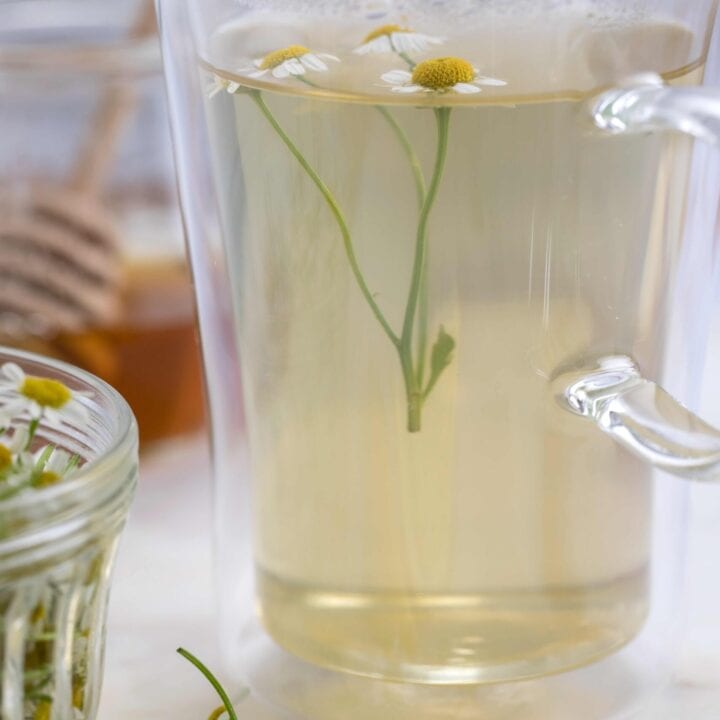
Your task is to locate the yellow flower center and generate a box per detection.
[260,45,310,70]
[31,603,46,624]
[33,701,52,720]
[20,376,72,409]
[36,471,61,488]
[72,684,85,711]
[0,444,11,472]
[412,57,475,90]
[363,24,410,43]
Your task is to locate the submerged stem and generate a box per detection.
[375,105,426,208]
[251,91,400,348]
[375,104,430,387]
[246,86,453,433]
[400,107,452,431]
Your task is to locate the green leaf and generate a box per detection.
[424,326,455,399]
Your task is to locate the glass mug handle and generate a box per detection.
[590,72,720,143]
[550,76,720,481]
[553,356,720,481]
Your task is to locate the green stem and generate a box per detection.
[374,106,426,209]
[26,417,40,448]
[177,648,239,720]
[389,39,416,71]
[251,91,400,349]
[416,263,429,386]
[400,107,452,432]
[398,51,416,69]
[374,105,430,385]
[296,75,320,89]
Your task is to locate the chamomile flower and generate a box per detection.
[207,75,241,98]
[381,57,507,94]
[0,425,29,468]
[0,363,91,429]
[33,447,74,488]
[354,24,443,55]
[242,45,340,80]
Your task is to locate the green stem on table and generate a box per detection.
[177,648,239,720]
[400,106,452,432]
[250,90,400,349]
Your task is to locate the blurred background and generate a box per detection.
[2,2,720,719]
[0,0,204,448]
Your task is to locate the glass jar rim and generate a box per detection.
[0,346,138,518]
[0,0,161,77]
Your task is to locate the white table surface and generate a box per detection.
[98,318,720,720]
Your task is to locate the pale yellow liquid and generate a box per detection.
[204,11,703,683]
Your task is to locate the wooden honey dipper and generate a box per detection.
[0,0,158,336]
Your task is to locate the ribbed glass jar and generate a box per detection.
[0,348,138,720]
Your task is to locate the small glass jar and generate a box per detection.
[0,347,138,720]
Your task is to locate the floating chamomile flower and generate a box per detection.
[207,75,241,98]
[0,363,91,429]
[242,45,340,80]
[354,24,443,55]
[382,57,507,94]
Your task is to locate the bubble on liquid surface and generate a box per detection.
[232,0,650,27]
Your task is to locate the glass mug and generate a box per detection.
[157,0,720,715]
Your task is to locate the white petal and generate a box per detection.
[381,69,412,85]
[0,399,30,423]
[2,363,24,384]
[253,58,263,68]
[62,401,90,426]
[317,53,340,63]
[355,36,392,55]
[421,33,444,46]
[248,69,268,79]
[391,85,424,93]
[9,426,29,453]
[405,35,426,53]
[475,76,507,86]
[272,64,290,78]
[47,449,71,474]
[284,59,306,76]
[453,82,482,94]
[371,36,393,54]
[43,407,62,426]
[300,53,328,71]
[391,33,413,52]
